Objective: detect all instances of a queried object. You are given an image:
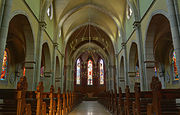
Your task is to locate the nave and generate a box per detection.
[69,101,111,115]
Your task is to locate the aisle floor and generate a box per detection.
[69,101,111,115]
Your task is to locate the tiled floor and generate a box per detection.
[69,101,111,115]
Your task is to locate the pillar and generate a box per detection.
[133,21,148,91]
[24,61,36,91]
[61,56,65,93]
[0,0,12,75]
[144,61,155,90]
[52,43,58,87]
[166,0,180,85]
[122,43,129,86]
[35,21,46,88]
[115,54,120,93]
[65,65,71,91]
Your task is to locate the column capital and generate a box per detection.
[53,42,59,48]
[121,42,126,49]
[128,72,136,77]
[44,72,53,78]
[133,21,141,29]
[144,60,156,68]
[24,61,36,69]
[39,21,47,30]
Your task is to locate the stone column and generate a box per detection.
[108,67,111,90]
[61,56,64,93]
[108,66,112,90]
[65,65,71,91]
[24,61,36,91]
[122,42,129,86]
[144,61,155,90]
[55,77,61,91]
[128,72,136,92]
[43,71,53,92]
[0,0,12,74]
[166,0,180,84]
[52,43,58,87]
[115,54,120,93]
[109,65,116,91]
[35,22,46,88]
[71,69,74,91]
[133,21,148,91]
[0,0,5,27]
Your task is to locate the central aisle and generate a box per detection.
[69,101,111,115]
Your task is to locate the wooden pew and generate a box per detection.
[124,85,135,115]
[36,81,44,115]
[118,87,125,115]
[56,88,62,115]
[147,76,180,115]
[110,90,114,112]
[132,83,152,115]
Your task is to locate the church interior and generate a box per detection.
[0,0,180,114]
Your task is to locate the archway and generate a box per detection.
[128,42,139,91]
[0,14,35,90]
[41,43,51,91]
[145,14,176,89]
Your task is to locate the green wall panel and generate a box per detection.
[25,0,40,19]
[125,16,134,40]
[139,0,154,19]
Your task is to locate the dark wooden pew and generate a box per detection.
[124,85,135,115]
[147,76,180,115]
[132,83,152,115]
[118,87,125,115]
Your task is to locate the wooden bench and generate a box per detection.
[147,76,180,115]
[132,83,152,115]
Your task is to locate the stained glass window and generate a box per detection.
[76,59,81,85]
[127,5,133,19]
[23,67,26,76]
[88,60,93,85]
[1,50,8,80]
[136,66,140,78]
[172,51,179,80]
[100,59,104,85]
[47,3,53,20]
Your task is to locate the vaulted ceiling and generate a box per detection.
[53,0,137,64]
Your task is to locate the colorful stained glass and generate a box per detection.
[136,66,140,78]
[172,51,179,80]
[154,67,157,77]
[88,60,93,85]
[100,59,104,85]
[76,59,81,85]
[1,50,8,80]
[23,67,26,76]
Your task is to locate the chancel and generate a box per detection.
[0,0,180,115]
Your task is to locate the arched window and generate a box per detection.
[47,3,53,20]
[88,60,93,85]
[172,51,179,80]
[100,59,104,85]
[23,67,26,76]
[127,5,133,20]
[76,59,81,85]
[1,50,8,80]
